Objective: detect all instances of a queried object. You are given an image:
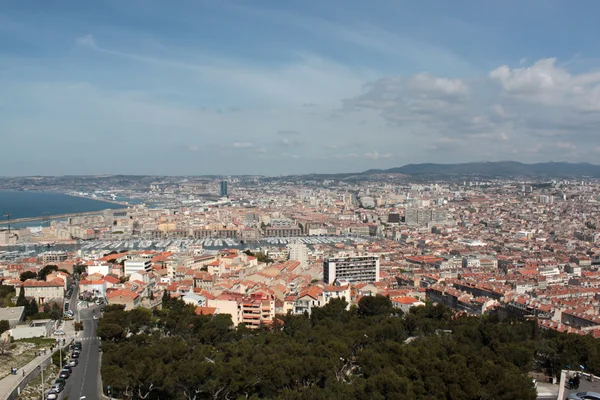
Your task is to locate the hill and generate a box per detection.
[364,161,600,178]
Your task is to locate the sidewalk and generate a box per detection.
[0,337,74,400]
[0,350,54,400]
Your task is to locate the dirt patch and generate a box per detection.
[16,364,59,400]
[0,341,52,379]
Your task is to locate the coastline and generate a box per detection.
[0,190,128,225]
[63,192,130,207]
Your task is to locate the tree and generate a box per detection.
[16,286,27,307]
[357,295,394,317]
[0,337,11,356]
[0,320,10,335]
[50,303,62,321]
[52,348,67,368]
[19,271,37,282]
[26,298,39,317]
[37,265,58,281]
[97,323,125,341]
[73,264,87,275]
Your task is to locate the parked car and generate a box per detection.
[568,392,600,400]
[71,352,79,359]
[51,383,64,393]
[68,359,78,367]
[46,390,59,400]
[54,378,66,386]
[74,341,82,350]
[61,365,72,373]
[58,370,70,379]
[54,330,65,335]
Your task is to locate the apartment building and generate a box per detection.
[287,242,309,268]
[22,279,64,304]
[124,259,152,276]
[240,293,275,329]
[40,251,68,264]
[323,255,380,284]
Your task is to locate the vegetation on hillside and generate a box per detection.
[96,293,600,399]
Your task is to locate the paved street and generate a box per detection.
[60,306,102,400]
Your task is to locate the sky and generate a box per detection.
[2,0,600,176]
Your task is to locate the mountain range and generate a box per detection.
[362,161,600,178]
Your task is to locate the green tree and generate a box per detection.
[37,265,58,281]
[0,320,10,335]
[16,286,27,307]
[357,295,394,317]
[97,323,126,341]
[50,303,62,320]
[26,298,38,318]
[19,271,37,282]
[73,264,87,275]
[52,348,68,368]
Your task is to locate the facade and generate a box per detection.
[40,252,68,264]
[405,208,447,226]
[220,181,228,197]
[106,289,140,310]
[22,280,64,304]
[240,293,275,329]
[323,255,380,284]
[287,242,309,268]
[264,226,302,237]
[124,259,152,276]
[79,279,107,298]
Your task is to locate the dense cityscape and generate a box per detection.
[0,172,599,399]
[3,0,600,399]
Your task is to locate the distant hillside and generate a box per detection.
[363,161,600,178]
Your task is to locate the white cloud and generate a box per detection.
[364,151,392,160]
[74,35,371,106]
[76,34,97,48]
[556,142,576,150]
[232,142,254,148]
[5,51,600,175]
[342,57,600,162]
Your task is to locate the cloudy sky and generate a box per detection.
[2,0,600,176]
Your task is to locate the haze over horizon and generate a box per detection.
[3,1,600,176]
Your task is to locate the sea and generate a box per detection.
[0,190,124,228]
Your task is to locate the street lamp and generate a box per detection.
[38,364,44,400]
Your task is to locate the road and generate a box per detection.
[61,305,102,400]
[54,280,104,400]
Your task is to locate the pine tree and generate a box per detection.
[16,286,27,307]
[26,298,38,317]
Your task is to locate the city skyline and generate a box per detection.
[3,1,600,176]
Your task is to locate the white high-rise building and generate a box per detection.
[323,255,379,284]
[124,259,152,276]
[287,242,309,268]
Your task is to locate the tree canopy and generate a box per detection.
[19,271,37,282]
[96,296,594,400]
[37,264,58,281]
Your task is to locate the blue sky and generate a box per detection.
[2,0,600,176]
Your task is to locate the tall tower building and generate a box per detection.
[220,180,228,197]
